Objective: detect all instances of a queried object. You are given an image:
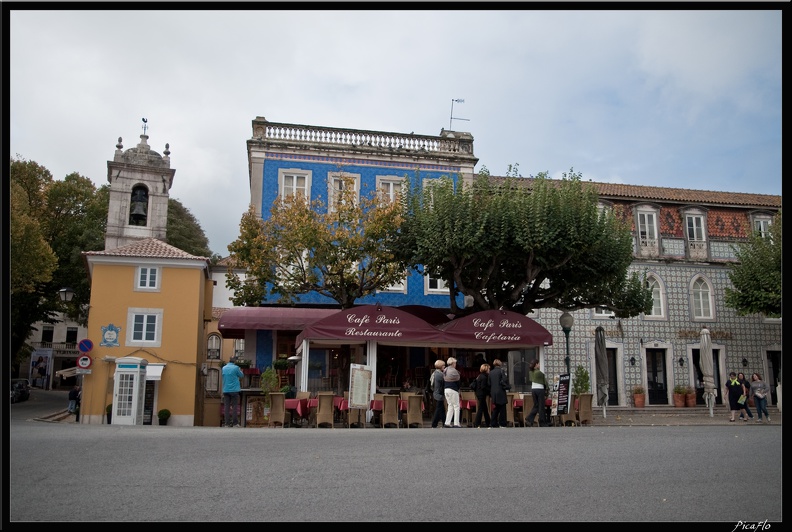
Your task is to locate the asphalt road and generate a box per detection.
[7,389,783,524]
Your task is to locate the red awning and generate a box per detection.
[396,305,453,325]
[296,305,444,347]
[218,307,341,339]
[436,309,553,348]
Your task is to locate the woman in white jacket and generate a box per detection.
[443,357,462,428]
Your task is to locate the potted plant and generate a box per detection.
[672,384,687,407]
[157,408,171,425]
[272,358,289,371]
[571,365,591,396]
[260,366,280,421]
[684,385,697,407]
[106,403,113,424]
[632,386,646,408]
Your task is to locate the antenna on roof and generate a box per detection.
[449,99,469,130]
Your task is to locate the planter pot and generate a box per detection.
[685,393,697,407]
[673,393,686,407]
[633,394,645,408]
[158,418,168,426]
[106,413,112,424]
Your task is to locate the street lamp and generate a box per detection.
[58,287,75,303]
[559,311,574,374]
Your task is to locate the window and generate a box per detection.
[136,266,160,291]
[205,368,220,393]
[66,327,78,344]
[684,210,707,260]
[752,215,772,238]
[41,325,54,344]
[380,271,407,293]
[376,176,406,204]
[593,307,615,319]
[278,169,310,201]
[426,270,449,294]
[644,274,666,319]
[207,334,221,360]
[127,308,163,346]
[636,207,659,256]
[234,339,245,359]
[327,173,360,213]
[690,277,713,320]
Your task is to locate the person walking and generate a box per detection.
[737,372,754,422]
[443,357,462,428]
[749,372,772,423]
[489,359,510,428]
[526,359,548,427]
[222,356,244,427]
[430,359,446,428]
[472,363,491,429]
[68,385,81,414]
[725,371,745,422]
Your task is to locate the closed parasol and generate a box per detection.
[594,326,608,418]
[699,327,716,417]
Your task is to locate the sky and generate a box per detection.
[7,8,782,257]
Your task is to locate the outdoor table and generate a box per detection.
[284,398,309,426]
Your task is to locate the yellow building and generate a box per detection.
[79,238,212,425]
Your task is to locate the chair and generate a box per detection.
[371,393,385,427]
[459,391,476,427]
[560,395,580,427]
[521,394,535,427]
[294,391,312,425]
[344,391,367,428]
[381,394,400,428]
[314,392,335,428]
[403,394,424,428]
[268,392,286,428]
[505,392,519,427]
[577,393,594,425]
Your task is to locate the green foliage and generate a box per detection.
[571,365,591,396]
[272,358,289,370]
[260,367,280,408]
[227,171,407,308]
[157,408,172,420]
[632,385,645,395]
[166,198,213,257]
[394,169,652,317]
[106,403,113,414]
[673,384,687,395]
[725,211,782,318]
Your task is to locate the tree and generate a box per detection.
[724,211,782,318]
[166,198,213,257]
[394,169,652,317]
[226,172,407,308]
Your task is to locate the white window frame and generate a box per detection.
[207,334,221,360]
[136,266,160,292]
[127,307,163,347]
[752,214,773,238]
[380,270,408,293]
[278,169,311,202]
[643,274,666,320]
[690,276,714,321]
[593,307,615,319]
[636,206,659,255]
[425,270,449,295]
[683,208,708,260]
[205,368,220,393]
[376,175,406,204]
[234,339,245,359]
[327,172,360,213]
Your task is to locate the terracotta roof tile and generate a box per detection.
[83,238,209,261]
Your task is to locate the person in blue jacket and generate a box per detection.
[222,356,244,427]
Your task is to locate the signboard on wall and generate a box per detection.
[348,363,372,409]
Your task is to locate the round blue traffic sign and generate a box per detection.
[78,339,94,353]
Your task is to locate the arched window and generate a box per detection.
[129,185,149,226]
[207,334,221,360]
[644,274,666,319]
[690,276,713,320]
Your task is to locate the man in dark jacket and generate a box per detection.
[430,360,446,428]
[488,359,509,428]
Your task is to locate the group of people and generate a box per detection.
[725,371,771,423]
[428,357,549,429]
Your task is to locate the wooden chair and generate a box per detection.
[459,391,477,427]
[505,392,519,427]
[314,392,335,428]
[521,393,535,427]
[371,393,385,427]
[403,394,424,428]
[381,394,400,428]
[577,393,594,425]
[268,392,286,428]
[560,395,580,427]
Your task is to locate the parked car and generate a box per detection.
[11,387,19,404]
[11,379,31,402]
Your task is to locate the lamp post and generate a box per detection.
[58,287,75,303]
[559,312,574,374]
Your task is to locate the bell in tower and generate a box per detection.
[129,186,149,226]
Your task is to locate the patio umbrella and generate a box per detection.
[594,326,608,419]
[699,327,716,418]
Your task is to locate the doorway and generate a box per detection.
[645,348,668,405]
[606,347,618,406]
[765,350,781,406]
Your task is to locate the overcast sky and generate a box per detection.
[8,8,782,257]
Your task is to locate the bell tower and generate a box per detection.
[105,120,175,250]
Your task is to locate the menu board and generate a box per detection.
[348,364,373,409]
[550,373,571,415]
